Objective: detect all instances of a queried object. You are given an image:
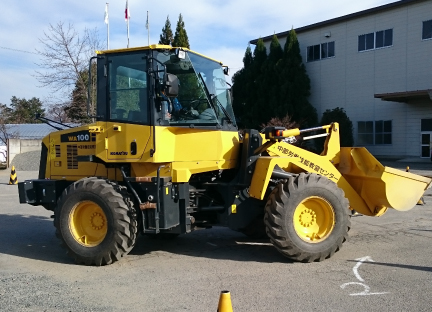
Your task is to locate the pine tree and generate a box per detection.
[248,38,267,128]
[232,40,270,129]
[173,14,190,49]
[65,70,92,123]
[232,31,316,130]
[320,107,354,147]
[232,46,253,127]
[159,15,174,46]
[262,34,283,122]
[7,96,45,123]
[279,29,317,127]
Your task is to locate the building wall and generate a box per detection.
[262,1,432,158]
[7,139,42,167]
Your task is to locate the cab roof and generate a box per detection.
[96,44,224,65]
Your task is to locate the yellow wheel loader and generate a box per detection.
[18,45,431,265]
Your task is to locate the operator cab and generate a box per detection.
[93,46,236,131]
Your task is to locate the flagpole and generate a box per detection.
[126,0,130,48]
[106,3,110,50]
[147,11,150,46]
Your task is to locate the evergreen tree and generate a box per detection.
[232,46,253,127]
[159,15,174,46]
[173,14,190,49]
[268,34,283,64]
[320,107,354,147]
[262,34,283,123]
[0,103,12,123]
[65,70,92,123]
[7,96,45,123]
[248,38,267,128]
[232,30,316,130]
[279,29,317,127]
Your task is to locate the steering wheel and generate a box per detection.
[176,108,199,120]
[188,99,205,110]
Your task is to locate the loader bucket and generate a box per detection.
[338,148,431,212]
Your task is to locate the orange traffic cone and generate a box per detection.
[217,290,233,312]
[8,166,17,185]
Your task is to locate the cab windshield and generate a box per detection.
[155,50,236,127]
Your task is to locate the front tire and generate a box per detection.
[54,178,137,266]
[264,173,350,262]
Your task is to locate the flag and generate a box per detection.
[125,0,130,22]
[104,3,109,25]
[145,11,149,30]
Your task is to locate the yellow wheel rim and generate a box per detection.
[69,200,107,247]
[293,196,335,243]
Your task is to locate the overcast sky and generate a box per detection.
[0,0,395,106]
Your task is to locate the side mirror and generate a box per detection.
[223,66,229,76]
[176,48,186,60]
[165,73,179,97]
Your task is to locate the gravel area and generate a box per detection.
[10,150,41,171]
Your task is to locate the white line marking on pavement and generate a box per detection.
[340,282,389,296]
[353,256,375,282]
[340,256,389,296]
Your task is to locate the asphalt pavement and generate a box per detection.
[1,166,432,312]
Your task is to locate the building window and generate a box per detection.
[375,120,392,144]
[358,121,374,145]
[422,20,432,40]
[358,33,374,51]
[321,42,335,59]
[358,29,393,52]
[357,120,392,145]
[307,41,335,62]
[421,118,432,131]
[375,29,393,48]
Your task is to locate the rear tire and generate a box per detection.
[54,177,137,266]
[264,173,350,262]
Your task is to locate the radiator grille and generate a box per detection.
[55,145,61,157]
[67,145,78,169]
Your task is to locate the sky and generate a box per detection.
[0,0,396,107]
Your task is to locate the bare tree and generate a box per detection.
[46,102,72,123]
[35,22,104,122]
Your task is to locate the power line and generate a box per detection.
[0,46,40,55]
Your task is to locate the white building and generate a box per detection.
[251,0,432,159]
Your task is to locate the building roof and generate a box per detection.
[250,0,428,44]
[1,123,76,144]
[374,89,432,103]
[4,123,57,140]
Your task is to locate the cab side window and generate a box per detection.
[108,53,149,124]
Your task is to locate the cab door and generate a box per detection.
[105,51,152,161]
[106,122,151,161]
